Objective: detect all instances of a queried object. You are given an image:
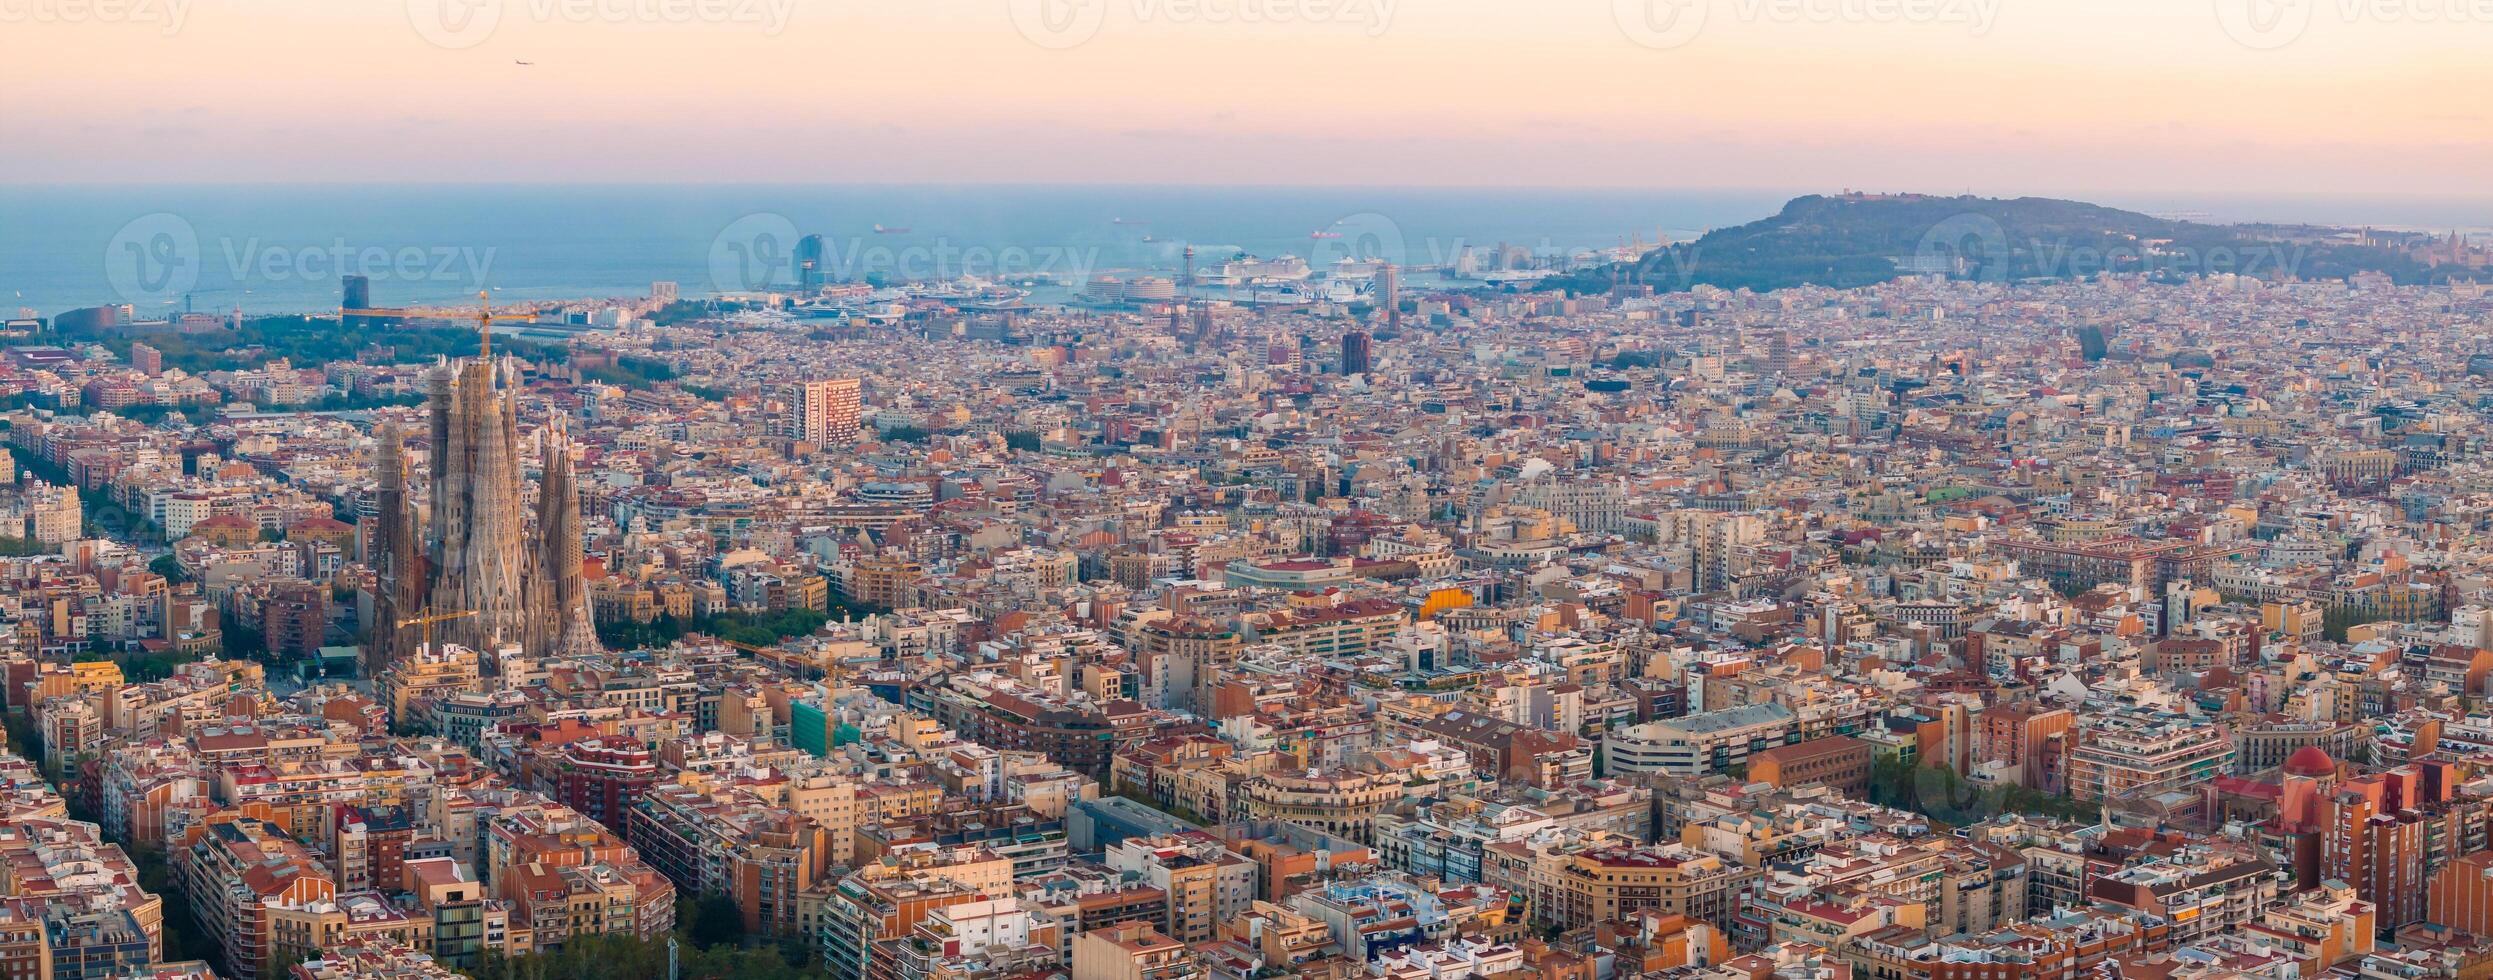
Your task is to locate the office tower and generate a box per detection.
[342,275,371,311]
[1342,330,1373,376]
[1752,328,1793,377]
[130,343,162,376]
[1378,263,1400,330]
[795,234,826,293]
[2077,323,2109,361]
[781,378,862,445]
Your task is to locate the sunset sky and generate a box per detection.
[1,0,2486,195]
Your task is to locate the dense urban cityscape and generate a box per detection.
[4,198,2493,980]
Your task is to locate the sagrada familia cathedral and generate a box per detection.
[365,339,600,672]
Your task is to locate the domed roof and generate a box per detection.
[2285,746,2335,777]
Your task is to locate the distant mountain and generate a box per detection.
[1547,193,2480,295]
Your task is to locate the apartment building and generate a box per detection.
[1604,703,1797,778]
[1104,834,1256,944]
[2063,706,2236,803]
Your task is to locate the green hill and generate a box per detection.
[1548,193,2476,295]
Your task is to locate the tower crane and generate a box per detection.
[396,607,477,654]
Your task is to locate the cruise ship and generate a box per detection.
[1197,255,1312,287]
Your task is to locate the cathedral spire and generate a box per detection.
[430,350,529,654]
[366,421,428,675]
[537,417,602,658]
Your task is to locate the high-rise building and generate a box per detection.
[261,582,329,660]
[1341,330,1372,376]
[341,274,371,311]
[1377,263,1400,330]
[782,378,863,446]
[130,342,162,376]
[25,482,80,545]
[2324,765,2454,933]
[1761,329,1794,376]
[650,281,679,304]
[796,234,827,293]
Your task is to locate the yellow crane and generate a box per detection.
[719,638,834,681]
[396,607,477,653]
[472,290,534,359]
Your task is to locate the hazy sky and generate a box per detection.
[1,0,2486,195]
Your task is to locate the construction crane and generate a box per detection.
[396,607,477,653]
[341,290,534,337]
[471,290,533,359]
[719,638,828,681]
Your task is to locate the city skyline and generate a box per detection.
[7,4,2493,980]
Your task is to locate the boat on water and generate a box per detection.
[1309,230,1342,239]
[1112,217,1148,225]
[873,224,911,235]
[1321,279,1370,303]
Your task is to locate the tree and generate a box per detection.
[222,623,268,662]
[149,554,190,583]
[1003,431,1042,452]
[0,535,50,557]
[687,893,745,950]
